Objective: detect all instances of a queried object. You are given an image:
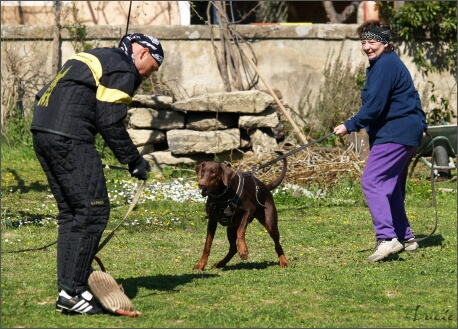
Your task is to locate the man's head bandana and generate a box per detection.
[119,33,164,66]
[360,28,391,44]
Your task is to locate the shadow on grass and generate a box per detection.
[277,203,365,218]
[2,210,57,229]
[118,273,219,298]
[380,253,404,262]
[219,260,278,271]
[416,234,445,248]
[118,260,278,298]
[4,169,49,193]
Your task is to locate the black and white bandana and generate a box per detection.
[119,33,164,66]
[360,28,391,44]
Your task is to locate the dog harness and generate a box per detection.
[207,172,264,226]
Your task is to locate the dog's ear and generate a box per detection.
[220,163,235,186]
[196,162,205,176]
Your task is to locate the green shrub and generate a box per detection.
[1,114,33,148]
[302,47,366,139]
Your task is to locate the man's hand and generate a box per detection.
[128,156,151,180]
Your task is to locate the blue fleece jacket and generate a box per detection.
[343,51,427,147]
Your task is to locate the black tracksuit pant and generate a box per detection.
[33,132,110,295]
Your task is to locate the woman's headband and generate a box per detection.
[360,27,391,44]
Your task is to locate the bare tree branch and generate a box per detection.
[52,1,62,76]
[322,1,337,23]
[208,2,230,91]
[209,1,257,92]
[322,1,360,23]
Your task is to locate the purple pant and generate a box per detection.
[361,143,417,240]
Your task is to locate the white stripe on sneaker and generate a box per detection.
[80,291,94,300]
[72,300,93,313]
[56,289,104,315]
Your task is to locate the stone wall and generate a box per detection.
[128,90,288,166]
[1,24,454,161]
[2,24,456,122]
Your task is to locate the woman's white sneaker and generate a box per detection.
[403,237,419,252]
[367,238,404,263]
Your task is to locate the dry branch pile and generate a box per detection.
[230,144,365,186]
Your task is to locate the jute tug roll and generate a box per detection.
[88,270,142,317]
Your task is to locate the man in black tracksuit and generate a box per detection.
[31,33,164,315]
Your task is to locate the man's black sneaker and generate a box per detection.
[56,290,106,315]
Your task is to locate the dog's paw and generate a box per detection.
[237,244,249,260]
[193,264,205,271]
[279,255,289,268]
[238,251,249,260]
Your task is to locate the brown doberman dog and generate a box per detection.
[193,157,289,271]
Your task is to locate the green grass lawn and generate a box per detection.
[1,142,456,328]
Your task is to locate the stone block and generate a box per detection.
[167,128,240,154]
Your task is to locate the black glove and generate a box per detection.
[128,157,151,180]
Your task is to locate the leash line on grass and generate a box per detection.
[405,133,438,244]
[2,240,57,253]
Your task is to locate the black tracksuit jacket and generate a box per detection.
[31,47,142,165]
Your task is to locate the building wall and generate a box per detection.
[1,1,187,26]
[1,1,378,26]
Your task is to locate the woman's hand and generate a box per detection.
[333,124,348,136]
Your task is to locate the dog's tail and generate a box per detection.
[266,153,287,191]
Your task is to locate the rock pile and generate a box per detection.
[127,90,287,166]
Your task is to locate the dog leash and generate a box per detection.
[93,179,146,275]
[102,163,130,171]
[402,132,438,244]
[250,130,438,245]
[2,240,57,254]
[251,132,335,173]
[96,179,146,253]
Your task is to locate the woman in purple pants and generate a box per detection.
[334,20,427,263]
